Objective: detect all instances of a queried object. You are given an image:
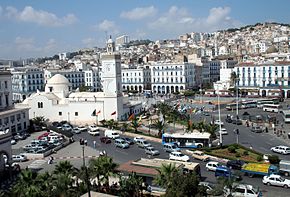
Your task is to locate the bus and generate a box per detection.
[263,104,282,113]
[241,100,257,109]
[162,132,211,148]
[282,110,290,123]
[226,103,241,110]
[257,98,280,108]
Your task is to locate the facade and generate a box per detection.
[121,65,151,93]
[116,35,130,46]
[234,61,290,98]
[19,38,142,124]
[84,67,102,92]
[213,60,237,91]
[1,71,29,171]
[10,67,44,102]
[44,69,85,90]
[151,62,195,94]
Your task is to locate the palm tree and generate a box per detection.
[12,169,44,197]
[230,71,238,87]
[154,119,165,137]
[119,172,144,197]
[154,163,179,190]
[131,117,139,133]
[89,156,118,190]
[204,123,218,137]
[121,122,130,132]
[51,172,76,197]
[106,119,115,129]
[54,160,76,175]
[32,116,46,127]
[99,119,107,127]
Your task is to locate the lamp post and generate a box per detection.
[82,145,91,197]
[217,87,222,147]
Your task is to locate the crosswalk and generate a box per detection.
[28,160,47,169]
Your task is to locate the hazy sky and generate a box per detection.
[1,0,289,59]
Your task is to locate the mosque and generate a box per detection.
[18,38,142,125]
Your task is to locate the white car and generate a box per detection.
[12,154,28,162]
[78,126,87,132]
[262,174,290,188]
[205,161,220,171]
[133,136,144,142]
[271,145,290,154]
[214,120,224,126]
[145,146,160,156]
[218,128,228,135]
[224,184,261,197]
[72,127,81,134]
[88,125,100,136]
[11,139,17,145]
[169,151,190,162]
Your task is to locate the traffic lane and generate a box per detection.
[73,131,169,164]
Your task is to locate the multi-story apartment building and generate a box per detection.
[234,61,290,98]
[0,71,29,171]
[151,62,195,94]
[84,67,102,91]
[209,59,238,83]
[10,67,44,102]
[121,65,151,93]
[44,69,85,90]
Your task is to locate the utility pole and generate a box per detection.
[82,145,91,197]
[217,87,222,147]
[236,78,239,119]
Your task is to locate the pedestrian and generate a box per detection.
[84,139,88,146]
[265,127,268,133]
[93,140,96,149]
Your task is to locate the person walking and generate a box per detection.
[84,139,88,146]
[93,140,96,149]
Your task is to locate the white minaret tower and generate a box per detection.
[101,36,123,120]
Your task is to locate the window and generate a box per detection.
[37,102,43,108]
[75,112,78,116]
[4,81,7,89]
[59,112,62,116]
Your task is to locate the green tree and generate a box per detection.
[119,172,144,197]
[230,71,238,87]
[51,172,76,197]
[204,123,218,137]
[54,160,76,175]
[131,117,140,133]
[99,119,107,127]
[121,122,130,132]
[154,163,179,189]
[32,116,46,127]
[79,85,90,92]
[154,119,165,137]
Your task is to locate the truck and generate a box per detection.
[279,160,290,176]
[241,163,278,177]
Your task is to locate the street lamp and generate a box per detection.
[81,145,91,197]
[217,87,222,147]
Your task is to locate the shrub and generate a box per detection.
[268,155,280,164]
[228,145,236,153]
[243,151,249,156]
[235,153,241,157]
[257,155,263,162]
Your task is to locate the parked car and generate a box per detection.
[12,154,28,162]
[88,125,100,136]
[104,130,120,139]
[271,145,290,155]
[136,139,151,148]
[169,151,190,162]
[262,174,290,188]
[62,124,72,132]
[206,161,220,171]
[115,138,129,149]
[145,146,160,156]
[133,136,144,142]
[78,126,87,132]
[72,127,81,134]
[191,150,210,161]
[225,115,233,123]
[120,137,134,145]
[11,139,17,145]
[100,137,111,144]
[23,144,38,151]
[227,160,245,170]
[198,182,223,196]
[224,184,262,197]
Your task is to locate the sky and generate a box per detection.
[0,0,290,60]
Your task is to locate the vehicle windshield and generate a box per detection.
[143,141,149,144]
[280,177,285,182]
[179,153,185,157]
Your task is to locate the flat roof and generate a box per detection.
[117,160,159,177]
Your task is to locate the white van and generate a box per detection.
[163,143,180,152]
[104,130,120,139]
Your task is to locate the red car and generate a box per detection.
[37,132,50,140]
[100,137,111,144]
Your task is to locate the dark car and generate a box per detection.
[100,137,111,144]
[121,137,134,145]
[15,133,27,140]
[226,160,245,170]
[232,119,242,125]
[225,115,232,123]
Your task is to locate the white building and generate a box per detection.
[121,65,151,93]
[44,69,85,90]
[151,62,195,94]
[84,67,102,91]
[18,38,142,124]
[213,60,237,91]
[234,61,290,98]
[59,52,70,61]
[116,35,130,46]
[10,67,44,102]
[1,71,30,171]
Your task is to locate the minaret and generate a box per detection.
[101,36,123,120]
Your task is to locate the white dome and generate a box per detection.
[107,38,113,44]
[47,74,69,85]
